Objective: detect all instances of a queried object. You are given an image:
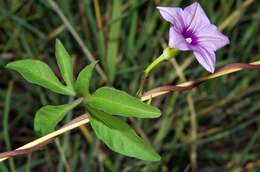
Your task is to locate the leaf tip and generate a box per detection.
[55,39,64,53]
[91,60,99,67]
[145,107,161,118]
[141,151,161,161]
[153,108,161,118]
[5,62,14,69]
[55,38,61,46]
[150,153,161,161]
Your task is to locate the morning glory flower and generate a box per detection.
[157,2,230,73]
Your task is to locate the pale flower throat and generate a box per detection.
[185,37,192,44]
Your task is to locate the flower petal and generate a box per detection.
[157,7,185,31]
[169,27,190,51]
[184,2,211,32]
[192,46,216,73]
[197,25,230,51]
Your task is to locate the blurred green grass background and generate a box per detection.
[0,0,259,171]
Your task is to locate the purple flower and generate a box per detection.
[157,2,230,73]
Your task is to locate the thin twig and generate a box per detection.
[46,0,107,82]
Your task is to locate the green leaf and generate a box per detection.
[86,87,161,118]
[55,39,74,91]
[89,108,161,161]
[34,98,83,136]
[6,59,75,95]
[75,61,97,97]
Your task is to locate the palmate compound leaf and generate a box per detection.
[55,39,74,91]
[34,98,83,136]
[75,61,97,97]
[6,59,75,95]
[86,87,161,118]
[89,107,161,161]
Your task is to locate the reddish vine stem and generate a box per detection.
[0,115,89,161]
[141,61,260,101]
